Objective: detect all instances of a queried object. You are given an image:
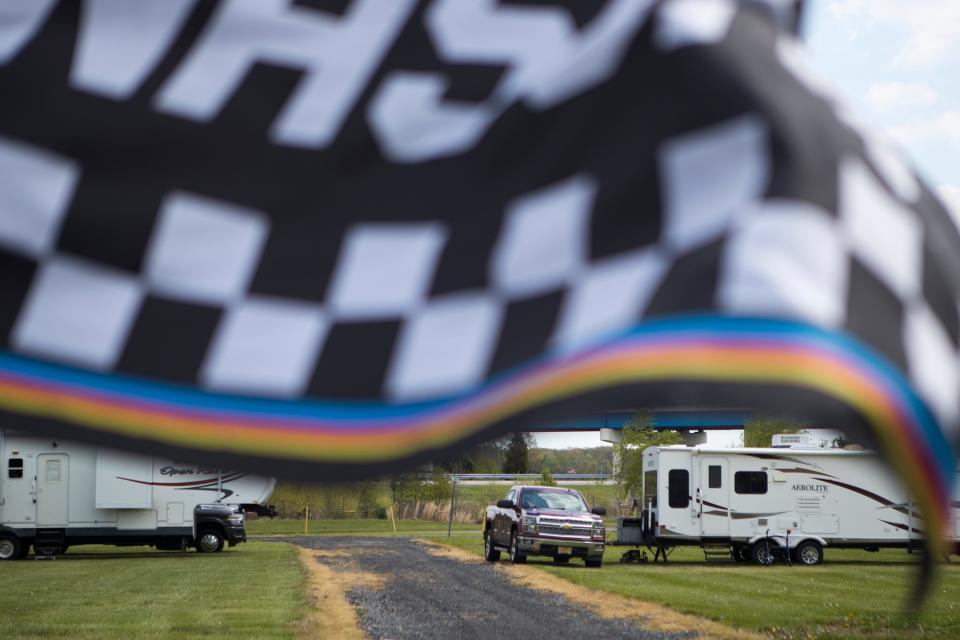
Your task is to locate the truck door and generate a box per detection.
[698,458,729,538]
[497,491,520,545]
[36,454,69,526]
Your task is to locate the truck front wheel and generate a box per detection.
[508,531,526,564]
[484,530,501,562]
[196,529,225,553]
[585,558,603,568]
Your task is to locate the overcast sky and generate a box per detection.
[535,0,960,450]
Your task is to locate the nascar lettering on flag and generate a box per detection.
[2,0,651,161]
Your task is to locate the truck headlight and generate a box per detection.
[228,513,244,526]
[522,516,538,533]
[592,522,605,540]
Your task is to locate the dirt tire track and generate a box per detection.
[418,542,765,640]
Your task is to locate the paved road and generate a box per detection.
[280,536,693,640]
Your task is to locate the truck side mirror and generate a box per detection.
[591,507,607,516]
[496,499,514,509]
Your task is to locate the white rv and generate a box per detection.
[0,431,276,560]
[632,445,960,564]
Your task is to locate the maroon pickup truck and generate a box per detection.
[483,485,606,567]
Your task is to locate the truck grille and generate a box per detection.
[538,518,594,538]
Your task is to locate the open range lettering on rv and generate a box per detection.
[160,465,227,477]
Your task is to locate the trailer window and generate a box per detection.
[668,469,689,508]
[708,465,722,489]
[7,458,23,479]
[735,471,768,494]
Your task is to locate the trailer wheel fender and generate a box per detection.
[787,535,826,550]
[747,534,785,548]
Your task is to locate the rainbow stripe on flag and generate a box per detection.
[0,315,952,554]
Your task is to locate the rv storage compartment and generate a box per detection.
[96,450,153,509]
[617,517,645,545]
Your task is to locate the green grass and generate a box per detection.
[246,517,481,537]
[0,542,305,640]
[433,535,960,639]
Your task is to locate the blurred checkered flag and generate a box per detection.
[0,1,957,569]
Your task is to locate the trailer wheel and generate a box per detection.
[196,529,225,553]
[508,530,526,564]
[733,545,750,562]
[0,535,23,561]
[751,541,775,565]
[792,540,823,565]
[483,529,500,562]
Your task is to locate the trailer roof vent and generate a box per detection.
[771,433,819,449]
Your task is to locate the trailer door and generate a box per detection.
[699,458,729,537]
[37,454,69,526]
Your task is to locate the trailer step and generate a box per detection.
[702,543,735,563]
[33,528,66,557]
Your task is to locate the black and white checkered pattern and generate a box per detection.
[0,1,958,437]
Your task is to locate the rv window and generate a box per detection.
[8,458,23,479]
[708,465,721,489]
[734,471,768,494]
[668,469,689,508]
[45,459,61,483]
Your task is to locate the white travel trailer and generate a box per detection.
[631,445,960,564]
[0,430,275,560]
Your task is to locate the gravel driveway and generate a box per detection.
[277,536,693,640]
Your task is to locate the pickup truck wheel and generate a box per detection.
[196,529,225,553]
[585,558,603,568]
[553,555,570,564]
[483,530,501,562]
[0,535,22,561]
[508,531,526,564]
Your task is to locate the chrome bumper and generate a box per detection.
[518,536,605,557]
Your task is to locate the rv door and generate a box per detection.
[698,457,729,538]
[36,453,69,527]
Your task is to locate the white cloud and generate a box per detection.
[864,82,939,113]
[889,111,960,148]
[825,0,960,70]
[939,185,960,228]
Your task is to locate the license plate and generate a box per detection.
[558,546,572,555]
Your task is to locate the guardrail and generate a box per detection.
[447,473,612,481]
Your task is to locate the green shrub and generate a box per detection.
[540,468,557,486]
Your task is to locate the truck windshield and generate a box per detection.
[521,490,587,511]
